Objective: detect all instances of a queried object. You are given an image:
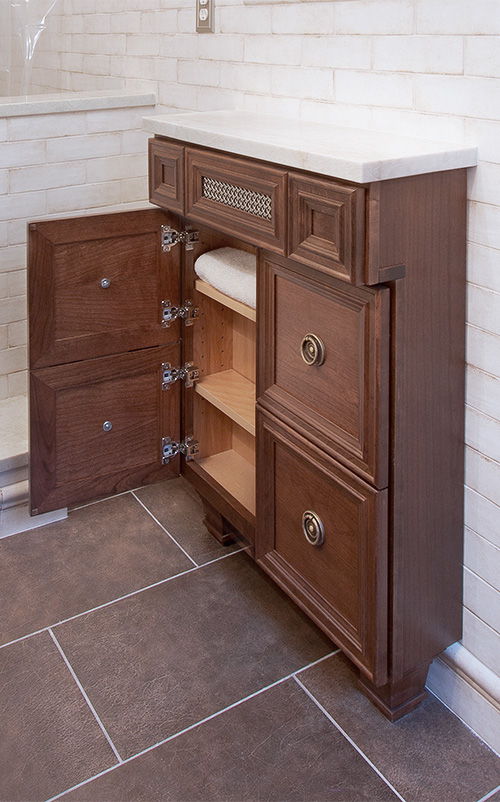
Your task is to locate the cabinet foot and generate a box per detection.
[201,498,236,546]
[358,663,430,722]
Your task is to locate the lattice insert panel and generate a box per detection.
[202,176,272,220]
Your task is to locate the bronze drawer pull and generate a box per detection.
[301,333,325,366]
[302,510,325,546]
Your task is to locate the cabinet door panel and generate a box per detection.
[256,410,388,685]
[29,209,181,369]
[148,138,184,214]
[185,147,287,253]
[258,253,389,488]
[30,345,180,515]
[288,173,365,285]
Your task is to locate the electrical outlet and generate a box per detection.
[196,0,214,33]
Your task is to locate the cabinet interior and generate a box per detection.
[191,269,256,516]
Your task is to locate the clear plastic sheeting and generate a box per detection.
[0,3,12,85]
[1,0,58,96]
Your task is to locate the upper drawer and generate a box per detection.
[288,173,365,285]
[149,138,185,214]
[28,209,181,369]
[186,147,287,253]
[258,254,389,489]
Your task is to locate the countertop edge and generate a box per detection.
[143,111,477,183]
[0,91,157,118]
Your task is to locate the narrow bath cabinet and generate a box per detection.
[28,111,476,720]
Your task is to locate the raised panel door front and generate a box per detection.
[258,253,389,488]
[30,345,180,515]
[256,410,388,685]
[29,209,181,369]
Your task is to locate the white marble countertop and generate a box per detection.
[0,90,156,118]
[143,109,477,183]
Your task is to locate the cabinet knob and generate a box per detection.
[300,333,325,366]
[100,278,111,289]
[302,510,325,546]
[102,421,113,432]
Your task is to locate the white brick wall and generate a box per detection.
[2,0,500,734]
[0,102,154,401]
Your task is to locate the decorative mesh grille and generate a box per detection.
[202,176,272,220]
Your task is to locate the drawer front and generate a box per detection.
[186,147,287,253]
[256,411,388,685]
[258,254,389,488]
[149,138,184,214]
[29,209,181,369]
[30,345,180,515]
[288,173,365,285]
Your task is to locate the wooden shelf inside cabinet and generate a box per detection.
[197,449,255,516]
[195,279,256,322]
[195,370,256,436]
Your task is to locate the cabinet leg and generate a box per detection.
[201,498,236,546]
[358,662,430,722]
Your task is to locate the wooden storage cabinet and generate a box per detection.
[29,133,467,723]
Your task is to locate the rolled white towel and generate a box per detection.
[194,247,257,309]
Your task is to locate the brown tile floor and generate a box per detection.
[0,477,499,802]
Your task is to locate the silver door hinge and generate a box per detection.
[162,362,199,390]
[161,225,199,252]
[162,435,199,464]
[161,299,198,328]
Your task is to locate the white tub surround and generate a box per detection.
[0,90,156,118]
[427,644,500,756]
[143,109,477,183]
[0,395,66,538]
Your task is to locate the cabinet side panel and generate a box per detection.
[384,170,467,679]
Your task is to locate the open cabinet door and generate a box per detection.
[29,209,183,515]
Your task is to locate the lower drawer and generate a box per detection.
[30,345,180,515]
[255,409,388,685]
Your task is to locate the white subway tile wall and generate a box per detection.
[2,0,500,706]
[0,104,154,405]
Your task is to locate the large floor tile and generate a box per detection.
[299,652,500,802]
[54,554,333,759]
[63,678,399,801]
[0,493,193,645]
[0,632,116,802]
[134,477,239,565]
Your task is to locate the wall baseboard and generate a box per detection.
[426,643,500,757]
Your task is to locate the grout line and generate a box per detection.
[131,491,199,567]
[0,548,246,653]
[293,676,407,802]
[45,651,338,802]
[197,545,246,566]
[70,488,138,512]
[477,784,500,802]
[294,649,340,674]
[0,566,198,651]
[425,687,500,761]
[48,629,123,765]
